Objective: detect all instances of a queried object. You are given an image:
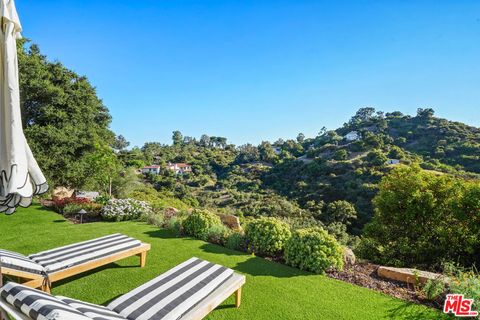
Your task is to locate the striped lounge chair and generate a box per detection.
[0,257,246,320]
[0,234,150,292]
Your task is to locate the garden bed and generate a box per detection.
[327,262,444,310]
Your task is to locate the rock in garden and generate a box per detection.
[219,214,242,231]
[343,247,356,266]
[52,186,74,200]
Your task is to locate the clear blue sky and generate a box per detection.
[18,0,480,147]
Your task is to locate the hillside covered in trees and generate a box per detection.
[110,108,479,247]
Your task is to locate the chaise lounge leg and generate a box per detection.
[42,283,51,294]
[0,309,7,320]
[235,288,242,308]
[138,251,147,268]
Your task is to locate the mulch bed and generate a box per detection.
[326,262,444,310]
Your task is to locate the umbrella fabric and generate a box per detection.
[0,0,48,214]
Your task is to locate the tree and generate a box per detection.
[112,135,130,151]
[199,134,210,147]
[141,142,163,164]
[324,200,357,225]
[172,130,183,146]
[296,133,305,143]
[19,40,115,188]
[258,141,277,163]
[366,150,387,166]
[84,143,122,196]
[348,107,376,125]
[333,149,348,160]
[416,108,435,119]
[359,165,480,268]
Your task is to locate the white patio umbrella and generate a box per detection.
[0,0,48,215]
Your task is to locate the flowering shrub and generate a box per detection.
[52,196,93,214]
[101,198,153,222]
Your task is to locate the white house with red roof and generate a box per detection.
[142,165,161,175]
[166,162,192,175]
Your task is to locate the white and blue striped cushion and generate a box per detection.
[29,234,142,274]
[108,257,234,320]
[0,249,45,276]
[0,282,91,320]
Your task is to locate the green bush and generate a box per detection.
[61,202,103,218]
[182,209,222,240]
[226,231,245,251]
[62,203,83,216]
[245,217,291,256]
[422,278,445,301]
[284,227,344,274]
[444,263,480,313]
[166,216,185,236]
[205,224,230,245]
[146,212,165,227]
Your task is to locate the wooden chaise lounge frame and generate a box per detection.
[0,243,151,293]
[0,271,245,320]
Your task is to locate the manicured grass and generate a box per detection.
[0,206,446,319]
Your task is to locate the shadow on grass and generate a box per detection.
[387,302,450,319]
[53,263,138,288]
[233,256,310,278]
[143,229,183,239]
[214,304,236,311]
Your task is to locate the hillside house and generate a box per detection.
[142,165,161,175]
[386,159,400,165]
[272,147,282,155]
[167,162,193,175]
[344,131,361,141]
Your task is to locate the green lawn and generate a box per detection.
[0,206,446,319]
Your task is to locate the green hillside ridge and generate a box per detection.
[115,107,479,249]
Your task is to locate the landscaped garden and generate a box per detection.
[0,205,446,320]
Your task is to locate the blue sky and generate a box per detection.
[18,0,480,147]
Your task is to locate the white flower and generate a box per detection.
[101,198,152,221]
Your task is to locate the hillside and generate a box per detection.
[119,107,479,246]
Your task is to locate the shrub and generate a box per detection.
[52,196,92,214]
[333,149,348,160]
[101,198,152,221]
[182,210,222,240]
[245,217,291,256]
[94,195,111,205]
[205,224,230,245]
[284,227,344,274]
[166,216,185,236]
[422,278,446,301]
[444,263,480,313]
[146,212,165,227]
[226,231,245,251]
[62,203,83,216]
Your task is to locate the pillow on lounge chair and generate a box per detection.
[0,282,90,320]
[0,249,45,276]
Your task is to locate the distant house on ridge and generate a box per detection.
[167,162,192,175]
[344,131,361,141]
[142,165,161,175]
[386,159,400,165]
[272,147,282,155]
